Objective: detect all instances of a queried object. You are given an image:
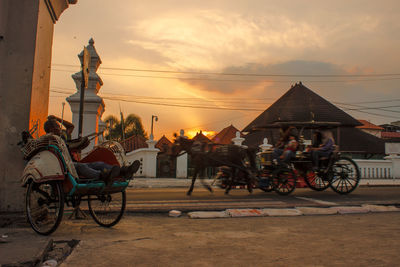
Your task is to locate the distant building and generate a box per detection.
[192,130,212,144]
[380,121,400,143]
[156,135,173,154]
[120,135,148,153]
[212,125,242,144]
[356,120,384,138]
[155,135,176,178]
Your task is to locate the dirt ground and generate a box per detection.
[50,212,400,267]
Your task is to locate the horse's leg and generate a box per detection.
[187,169,198,196]
[200,167,213,193]
[246,168,254,194]
[225,167,234,195]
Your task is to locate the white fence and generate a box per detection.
[354,159,393,179]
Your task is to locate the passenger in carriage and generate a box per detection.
[311,130,335,171]
[272,126,299,164]
[44,116,140,184]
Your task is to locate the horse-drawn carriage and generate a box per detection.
[173,121,361,196]
[19,132,132,235]
[257,121,361,195]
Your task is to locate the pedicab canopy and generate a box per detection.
[242,83,385,155]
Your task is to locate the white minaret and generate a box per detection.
[66,38,105,153]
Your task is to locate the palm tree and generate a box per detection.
[104,113,147,141]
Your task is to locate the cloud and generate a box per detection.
[178,60,348,94]
[127,10,325,70]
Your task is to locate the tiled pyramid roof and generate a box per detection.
[243,82,362,132]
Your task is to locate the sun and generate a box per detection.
[186,129,217,139]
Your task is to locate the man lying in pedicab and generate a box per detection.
[44,115,140,184]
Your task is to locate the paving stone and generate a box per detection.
[226,209,264,217]
[362,204,400,213]
[187,211,229,219]
[262,208,303,216]
[169,210,182,217]
[296,207,338,215]
[335,206,369,214]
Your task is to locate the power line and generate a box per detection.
[50,89,265,111]
[51,86,273,102]
[335,102,400,114]
[50,91,398,119]
[337,99,400,104]
[338,106,400,119]
[52,64,400,78]
[51,86,400,105]
[104,96,266,111]
[51,68,400,83]
[50,89,400,115]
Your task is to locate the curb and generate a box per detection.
[186,204,400,219]
[129,178,400,189]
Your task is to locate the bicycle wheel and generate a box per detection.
[88,191,126,227]
[329,157,360,194]
[272,167,297,195]
[26,179,64,235]
[304,170,330,191]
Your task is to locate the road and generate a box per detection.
[59,212,400,266]
[2,186,400,266]
[122,186,400,212]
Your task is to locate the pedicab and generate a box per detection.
[19,130,132,235]
[256,121,361,195]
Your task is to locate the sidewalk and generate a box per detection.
[129,177,400,188]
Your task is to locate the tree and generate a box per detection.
[104,113,147,141]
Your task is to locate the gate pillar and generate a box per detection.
[0,0,77,211]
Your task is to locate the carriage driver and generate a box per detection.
[44,115,140,185]
[310,130,335,171]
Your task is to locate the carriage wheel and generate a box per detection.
[329,157,360,195]
[88,191,126,227]
[26,179,64,235]
[271,167,297,195]
[304,171,330,191]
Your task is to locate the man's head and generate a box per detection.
[44,119,61,135]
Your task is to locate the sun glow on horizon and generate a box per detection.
[185,129,217,139]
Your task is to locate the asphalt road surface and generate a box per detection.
[123,186,400,212]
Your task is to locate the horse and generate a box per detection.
[171,136,257,195]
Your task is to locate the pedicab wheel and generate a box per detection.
[26,180,64,235]
[271,167,297,195]
[329,157,360,195]
[88,191,126,227]
[304,170,330,191]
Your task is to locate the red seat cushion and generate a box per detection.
[80,147,120,166]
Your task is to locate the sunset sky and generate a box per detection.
[49,0,400,139]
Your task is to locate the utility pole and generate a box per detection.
[78,47,90,138]
[151,115,158,140]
